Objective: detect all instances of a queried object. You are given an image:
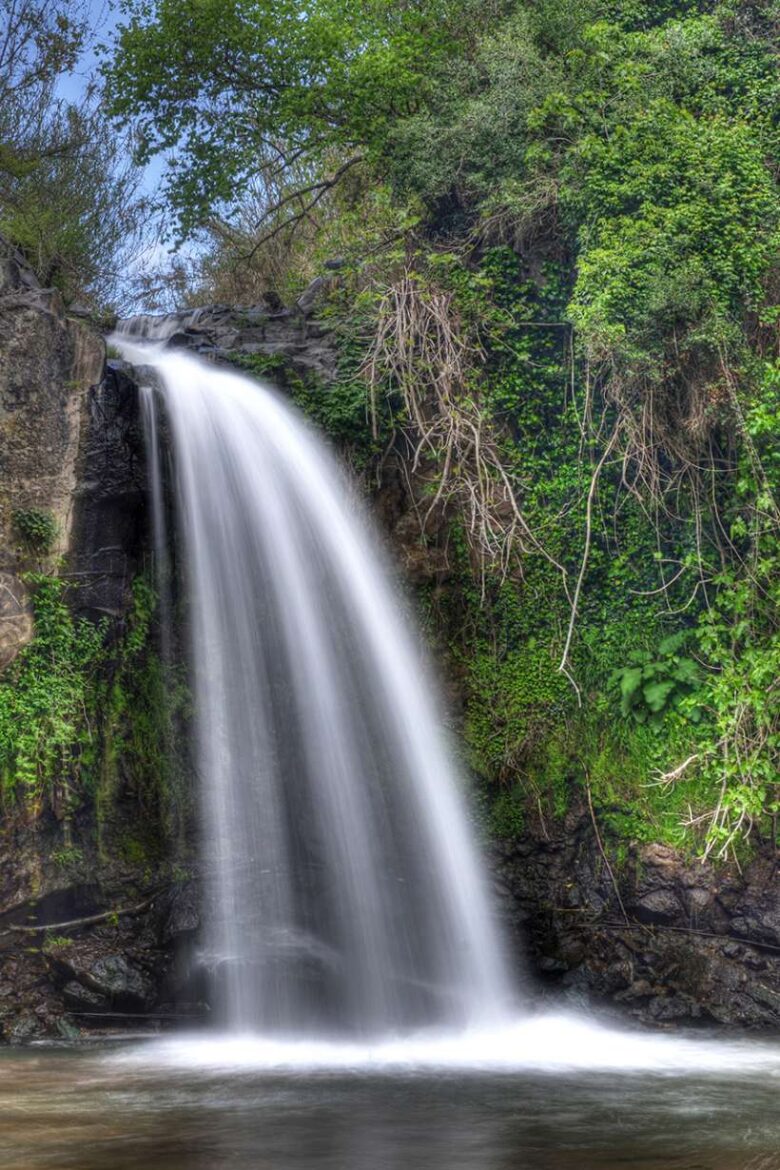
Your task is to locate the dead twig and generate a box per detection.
[362,269,570,597]
[2,894,158,936]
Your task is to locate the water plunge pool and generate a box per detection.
[2,1017,780,1170]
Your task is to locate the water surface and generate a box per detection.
[3,1020,780,1170]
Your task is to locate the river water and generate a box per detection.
[2,1019,780,1169]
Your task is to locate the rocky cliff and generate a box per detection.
[0,241,105,667]
[0,276,778,1042]
[0,239,164,1041]
[136,304,780,1035]
[496,813,780,1031]
[120,287,338,381]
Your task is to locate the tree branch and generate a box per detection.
[2,894,159,936]
[242,155,364,259]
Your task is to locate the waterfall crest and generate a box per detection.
[119,338,511,1036]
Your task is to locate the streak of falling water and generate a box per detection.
[115,336,512,1037]
[139,380,173,668]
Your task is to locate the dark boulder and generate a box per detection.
[87,955,153,1008]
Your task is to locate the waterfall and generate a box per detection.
[116,336,512,1037]
[138,382,173,669]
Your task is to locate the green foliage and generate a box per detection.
[489,786,526,839]
[399,231,773,857]
[0,577,108,809]
[51,845,84,869]
[107,0,488,237]
[465,636,571,782]
[453,563,714,851]
[0,2,150,306]
[610,633,702,723]
[12,508,58,555]
[42,935,73,950]
[93,576,191,855]
[566,104,775,368]
[673,359,780,858]
[0,104,151,307]
[0,574,188,854]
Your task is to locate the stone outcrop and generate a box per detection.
[495,809,780,1030]
[120,285,338,382]
[0,872,202,1041]
[0,243,161,1043]
[0,238,105,667]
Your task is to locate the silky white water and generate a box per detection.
[112,1014,780,1075]
[116,336,511,1037]
[138,380,173,669]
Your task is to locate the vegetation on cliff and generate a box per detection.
[0,572,187,857]
[105,0,780,861]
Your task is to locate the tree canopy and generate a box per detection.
[0,0,150,305]
[106,0,498,236]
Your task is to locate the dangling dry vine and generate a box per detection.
[362,271,571,593]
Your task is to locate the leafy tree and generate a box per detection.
[106,0,511,237]
[0,0,151,305]
[0,0,90,207]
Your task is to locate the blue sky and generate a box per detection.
[55,1,117,104]
[53,0,193,297]
[56,1,166,195]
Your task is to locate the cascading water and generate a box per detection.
[116,335,512,1037]
[138,381,173,669]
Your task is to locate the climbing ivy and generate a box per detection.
[610,633,702,724]
[342,234,778,861]
[0,577,107,811]
[0,575,189,855]
[12,509,59,555]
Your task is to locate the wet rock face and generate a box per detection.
[0,246,158,1042]
[0,237,105,666]
[494,811,780,1030]
[162,881,200,945]
[67,361,148,623]
[51,951,154,1011]
[0,873,201,1041]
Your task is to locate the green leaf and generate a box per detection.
[619,666,643,700]
[672,658,701,685]
[658,632,687,657]
[642,680,676,713]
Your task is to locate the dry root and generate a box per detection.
[362,271,569,591]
